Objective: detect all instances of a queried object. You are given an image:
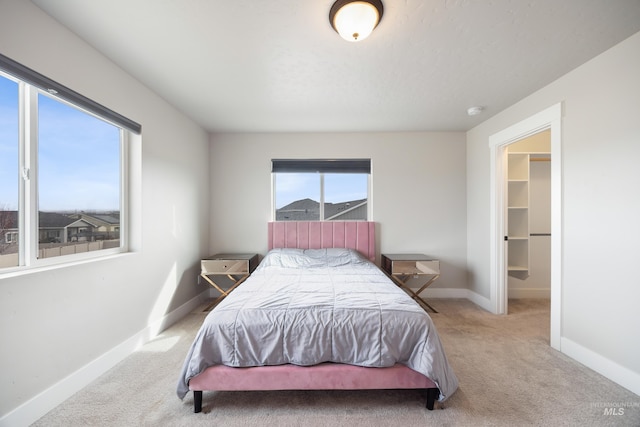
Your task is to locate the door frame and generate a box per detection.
[488,103,562,350]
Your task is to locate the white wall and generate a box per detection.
[208,132,468,291]
[467,31,640,393]
[0,1,210,423]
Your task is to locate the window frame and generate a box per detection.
[0,57,138,274]
[271,159,372,222]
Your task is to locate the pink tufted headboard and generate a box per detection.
[268,221,376,262]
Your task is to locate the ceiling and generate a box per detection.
[32,0,640,133]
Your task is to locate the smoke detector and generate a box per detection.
[467,106,484,116]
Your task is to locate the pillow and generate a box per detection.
[305,248,369,267]
[259,247,370,270]
[259,248,321,269]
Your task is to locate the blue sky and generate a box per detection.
[1,74,120,212]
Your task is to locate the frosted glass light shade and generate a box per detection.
[330,0,383,42]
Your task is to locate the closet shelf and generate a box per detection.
[507,152,530,276]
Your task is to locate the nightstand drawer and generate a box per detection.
[201,253,259,276]
[201,259,249,275]
[391,260,439,275]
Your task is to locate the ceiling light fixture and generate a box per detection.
[329,0,384,42]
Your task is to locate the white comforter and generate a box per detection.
[177,248,458,401]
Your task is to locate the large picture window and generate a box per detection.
[0,54,140,272]
[272,159,370,221]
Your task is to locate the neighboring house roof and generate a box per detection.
[86,214,120,225]
[2,211,120,231]
[38,212,76,228]
[276,198,319,221]
[325,198,367,220]
[67,219,95,229]
[276,198,367,221]
[69,212,120,227]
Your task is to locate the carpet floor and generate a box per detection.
[33,299,639,426]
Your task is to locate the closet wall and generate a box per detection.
[507,130,551,298]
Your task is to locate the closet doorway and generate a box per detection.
[506,131,551,299]
[488,103,562,350]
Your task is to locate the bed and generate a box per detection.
[177,221,458,413]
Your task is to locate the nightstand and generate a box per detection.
[381,254,440,313]
[200,253,259,311]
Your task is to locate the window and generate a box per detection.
[0,74,19,267]
[272,159,370,221]
[0,54,141,272]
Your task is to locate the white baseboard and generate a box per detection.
[421,287,494,313]
[0,290,209,427]
[422,287,469,299]
[561,337,640,397]
[464,289,493,312]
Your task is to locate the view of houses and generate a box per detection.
[0,199,361,261]
[276,198,367,221]
[0,210,120,256]
[1,199,364,254]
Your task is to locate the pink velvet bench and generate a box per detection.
[188,363,440,412]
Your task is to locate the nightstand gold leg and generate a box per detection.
[202,294,226,312]
[386,273,438,314]
[201,273,250,312]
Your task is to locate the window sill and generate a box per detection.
[0,249,134,280]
